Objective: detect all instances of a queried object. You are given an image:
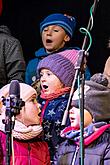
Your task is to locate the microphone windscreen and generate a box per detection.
[9,80,20,98]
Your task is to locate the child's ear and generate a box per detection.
[64,35,70,42]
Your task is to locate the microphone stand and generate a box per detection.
[79,1,99,163]
[4,96,14,165]
[62,1,100,165]
[2,95,25,165]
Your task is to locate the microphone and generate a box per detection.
[9,80,20,99]
[8,80,25,115]
[1,80,25,118]
[3,80,25,164]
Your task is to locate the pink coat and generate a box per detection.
[0,131,50,165]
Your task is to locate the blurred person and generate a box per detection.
[0,22,26,88]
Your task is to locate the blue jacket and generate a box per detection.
[25,47,91,85]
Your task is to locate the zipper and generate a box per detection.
[28,143,31,165]
[71,145,79,165]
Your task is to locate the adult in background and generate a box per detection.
[0,22,26,88]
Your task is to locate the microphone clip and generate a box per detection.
[2,95,25,116]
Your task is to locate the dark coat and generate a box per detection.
[0,25,26,88]
[53,127,110,165]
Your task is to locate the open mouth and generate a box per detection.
[46,39,52,43]
[42,84,48,89]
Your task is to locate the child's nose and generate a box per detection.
[46,30,52,35]
[69,108,75,114]
[40,76,46,82]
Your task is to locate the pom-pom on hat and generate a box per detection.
[40,13,76,38]
[37,49,79,87]
[85,73,110,122]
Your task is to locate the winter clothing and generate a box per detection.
[0,82,37,102]
[40,13,76,38]
[53,73,110,165]
[25,48,91,86]
[53,124,110,165]
[0,120,50,165]
[0,25,26,88]
[40,90,71,161]
[37,50,78,87]
[25,47,68,85]
[0,83,50,164]
[85,73,110,122]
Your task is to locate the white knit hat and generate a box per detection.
[0,83,37,102]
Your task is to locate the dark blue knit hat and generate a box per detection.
[40,13,76,38]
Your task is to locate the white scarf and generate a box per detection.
[0,115,43,140]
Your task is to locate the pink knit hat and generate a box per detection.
[0,83,37,102]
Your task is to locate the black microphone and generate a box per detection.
[8,80,25,116]
[9,80,20,99]
[3,80,25,165]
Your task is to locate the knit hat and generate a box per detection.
[0,83,37,102]
[85,73,110,122]
[40,13,76,38]
[37,49,79,87]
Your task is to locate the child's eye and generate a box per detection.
[43,28,48,32]
[43,29,48,32]
[39,73,43,77]
[53,29,59,32]
[47,73,51,76]
[31,98,37,103]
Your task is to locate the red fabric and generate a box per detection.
[40,87,70,100]
[0,131,50,165]
[0,0,2,16]
[84,124,110,146]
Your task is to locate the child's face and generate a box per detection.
[41,25,70,53]
[69,107,92,129]
[17,94,41,126]
[40,69,64,95]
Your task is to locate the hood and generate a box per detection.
[35,47,48,58]
[0,25,11,35]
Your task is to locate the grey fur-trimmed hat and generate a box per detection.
[85,73,110,122]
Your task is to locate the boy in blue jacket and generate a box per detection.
[25,13,91,86]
